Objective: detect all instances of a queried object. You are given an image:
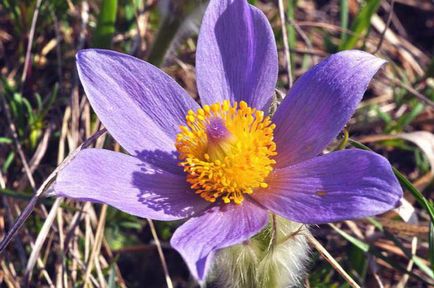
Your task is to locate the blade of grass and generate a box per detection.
[146,219,173,288]
[340,0,349,44]
[329,224,369,252]
[2,151,15,172]
[21,0,43,84]
[24,198,63,284]
[373,0,395,54]
[392,102,424,132]
[92,0,118,48]
[332,221,433,282]
[339,0,381,50]
[83,205,108,287]
[0,137,13,144]
[430,220,434,273]
[0,129,107,254]
[0,188,40,201]
[287,0,297,76]
[307,233,361,288]
[278,0,293,88]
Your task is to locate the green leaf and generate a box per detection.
[339,0,381,50]
[0,188,34,201]
[390,102,424,132]
[413,255,434,279]
[2,151,15,173]
[92,0,118,48]
[0,137,13,144]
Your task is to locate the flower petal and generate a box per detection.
[54,149,209,221]
[253,149,402,224]
[170,199,268,280]
[196,0,278,110]
[273,50,386,167]
[76,49,199,156]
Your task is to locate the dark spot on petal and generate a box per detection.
[315,191,327,197]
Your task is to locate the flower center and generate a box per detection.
[175,100,277,204]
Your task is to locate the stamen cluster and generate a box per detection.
[176,100,277,204]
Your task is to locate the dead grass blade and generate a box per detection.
[307,234,360,288]
[0,128,107,255]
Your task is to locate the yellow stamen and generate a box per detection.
[175,100,277,204]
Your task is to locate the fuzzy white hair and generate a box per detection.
[210,216,311,288]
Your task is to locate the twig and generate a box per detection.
[68,247,100,287]
[0,93,37,191]
[396,237,418,288]
[102,239,128,288]
[1,260,20,287]
[53,100,71,288]
[21,0,44,84]
[387,77,434,108]
[17,125,53,190]
[368,255,384,288]
[0,193,39,254]
[55,206,66,288]
[52,10,63,89]
[374,0,395,54]
[277,0,293,89]
[287,18,317,65]
[146,219,174,288]
[71,0,89,147]
[289,48,327,57]
[307,234,360,288]
[0,171,27,267]
[23,198,63,284]
[63,203,88,254]
[83,205,108,287]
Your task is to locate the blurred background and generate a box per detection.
[0,0,433,287]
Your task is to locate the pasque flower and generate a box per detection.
[54,0,403,281]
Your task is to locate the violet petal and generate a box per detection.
[196,0,278,110]
[253,149,402,224]
[76,49,199,158]
[273,50,386,167]
[170,199,268,280]
[54,149,209,220]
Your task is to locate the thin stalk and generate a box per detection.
[146,219,174,288]
[307,234,360,288]
[278,0,293,88]
[373,0,395,54]
[337,128,349,150]
[340,0,349,44]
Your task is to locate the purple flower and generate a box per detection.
[54,0,403,281]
